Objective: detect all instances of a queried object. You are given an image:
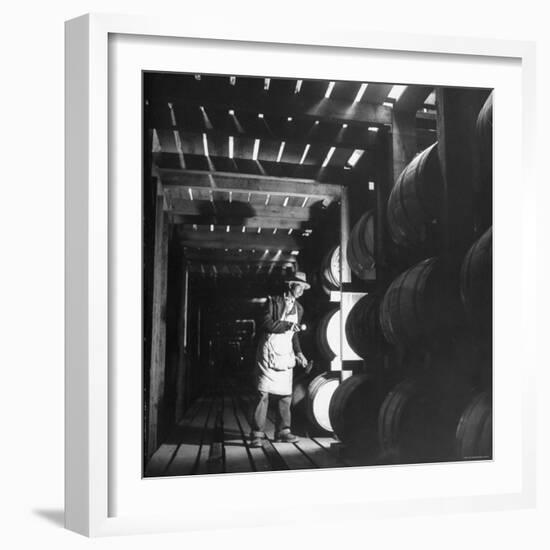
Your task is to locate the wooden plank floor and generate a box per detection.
[145,385,350,476]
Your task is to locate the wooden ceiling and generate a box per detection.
[145,73,434,280]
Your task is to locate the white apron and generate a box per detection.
[256,307,298,396]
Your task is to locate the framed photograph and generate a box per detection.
[65,13,536,536]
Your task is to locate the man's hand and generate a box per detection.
[296,352,308,368]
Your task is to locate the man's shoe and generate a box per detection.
[274,432,299,443]
[250,437,264,448]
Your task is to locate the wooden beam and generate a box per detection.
[175,264,189,422]
[395,86,434,113]
[168,215,310,231]
[190,259,294,271]
[166,199,323,223]
[374,127,393,278]
[188,263,287,278]
[159,169,342,202]
[147,191,169,460]
[177,227,305,250]
[392,109,418,184]
[340,187,351,284]
[362,83,394,104]
[150,95,392,126]
[152,117,378,152]
[184,248,298,264]
[338,186,351,376]
[186,253,297,267]
[184,225,306,236]
[416,110,437,126]
[154,152,363,184]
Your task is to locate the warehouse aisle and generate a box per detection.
[145,383,351,477]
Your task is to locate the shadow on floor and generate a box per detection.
[33,509,65,528]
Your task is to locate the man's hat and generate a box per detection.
[285,271,310,289]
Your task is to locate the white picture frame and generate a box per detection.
[65,13,537,537]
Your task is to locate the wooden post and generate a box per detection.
[375,126,394,281]
[338,187,351,377]
[174,263,189,422]
[436,87,489,257]
[147,184,169,460]
[391,109,417,185]
[339,185,351,284]
[142,104,157,405]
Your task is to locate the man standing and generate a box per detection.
[250,272,310,448]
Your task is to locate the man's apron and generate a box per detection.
[256,307,298,396]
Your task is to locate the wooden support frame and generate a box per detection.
[394,85,433,113]
[169,217,311,231]
[151,119,379,151]
[335,186,352,375]
[339,187,351,285]
[166,199,322,223]
[375,126,393,280]
[159,168,342,203]
[150,95,393,126]
[146,185,170,460]
[391,109,417,184]
[174,264,189,422]
[176,226,304,250]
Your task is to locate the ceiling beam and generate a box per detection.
[158,169,342,202]
[161,129,361,167]
[150,95,392,126]
[168,215,311,230]
[395,86,434,113]
[166,199,322,222]
[154,152,365,183]
[361,83,394,104]
[177,227,305,251]
[151,118,378,151]
[183,248,298,263]
[187,263,287,278]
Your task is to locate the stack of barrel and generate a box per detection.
[300,92,493,464]
[309,213,381,444]
[373,250,475,462]
[375,91,493,463]
[456,92,492,459]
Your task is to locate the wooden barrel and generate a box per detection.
[476,93,493,167]
[475,93,493,227]
[292,370,313,408]
[347,210,375,280]
[291,370,317,422]
[378,378,421,459]
[379,257,462,349]
[328,374,381,450]
[378,374,474,463]
[320,246,340,294]
[387,142,443,250]
[305,372,340,432]
[460,227,492,328]
[345,292,384,359]
[315,308,341,360]
[455,391,492,460]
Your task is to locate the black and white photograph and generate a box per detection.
[142,71,493,477]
